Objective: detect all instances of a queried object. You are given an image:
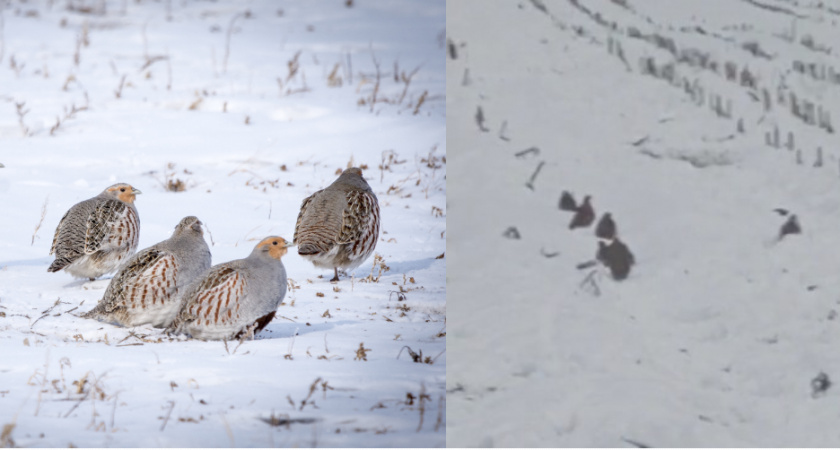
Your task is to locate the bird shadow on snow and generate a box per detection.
[0,257,52,267]
[255,320,357,340]
[379,257,440,274]
[0,257,113,289]
[62,278,112,289]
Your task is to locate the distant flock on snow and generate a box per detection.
[560,191,635,281]
[40,167,380,341]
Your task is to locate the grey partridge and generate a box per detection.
[599,238,635,281]
[167,237,292,340]
[49,183,141,280]
[83,216,211,328]
[294,167,380,282]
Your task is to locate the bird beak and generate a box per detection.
[284,239,295,248]
[132,187,142,195]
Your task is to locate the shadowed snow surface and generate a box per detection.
[448,0,840,447]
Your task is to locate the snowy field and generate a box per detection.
[448,0,840,447]
[0,0,445,447]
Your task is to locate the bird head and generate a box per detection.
[175,216,203,235]
[256,236,295,260]
[342,167,364,177]
[104,183,141,204]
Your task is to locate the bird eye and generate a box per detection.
[120,188,126,192]
[272,241,278,245]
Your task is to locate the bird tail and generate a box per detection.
[47,258,71,273]
[296,242,322,256]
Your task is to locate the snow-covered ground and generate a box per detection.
[448,0,840,447]
[0,0,445,447]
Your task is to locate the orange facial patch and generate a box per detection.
[257,236,290,260]
[109,184,136,203]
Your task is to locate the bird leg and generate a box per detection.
[331,267,340,282]
[89,277,95,281]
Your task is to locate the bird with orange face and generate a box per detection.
[167,236,293,340]
[48,183,142,280]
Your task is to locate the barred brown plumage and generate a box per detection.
[83,216,211,328]
[48,183,142,280]
[293,167,380,282]
[167,236,291,340]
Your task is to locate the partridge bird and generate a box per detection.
[167,236,292,340]
[595,212,617,240]
[569,195,595,229]
[559,190,577,211]
[83,216,211,328]
[294,167,380,282]
[49,183,141,280]
[598,238,635,281]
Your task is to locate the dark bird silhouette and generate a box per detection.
[599,238,635,281]
[595,212,617,239]
[559,191,577,211]
[569,195,595,229]
[779,214,801,239]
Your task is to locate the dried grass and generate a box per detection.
[31,196,48,245]
[360,254,390,282]
[159,400,175,431]
[114,74,126,98]
[15,101,29,137]
[298,377,331,411]
[415,383,431,432]
[0,422,15,448]
[152,163,189,192]
[327,62,342,87]
[354,342,371,361]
